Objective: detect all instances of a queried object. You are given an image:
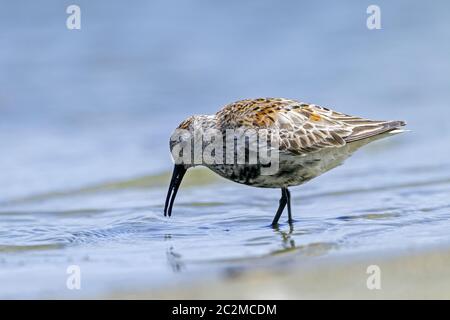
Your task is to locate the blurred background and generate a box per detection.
[1,0,450,299]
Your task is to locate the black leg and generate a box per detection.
[285,188,293,224]
[271,188,287,226]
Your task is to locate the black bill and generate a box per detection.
[164,164,187,217]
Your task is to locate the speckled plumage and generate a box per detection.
[215,98,404,152]
[165,97,406,225]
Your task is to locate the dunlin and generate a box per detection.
[164,98,406,226]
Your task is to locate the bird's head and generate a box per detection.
[164,115,216,217]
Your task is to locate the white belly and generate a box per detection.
[207,137,376,188]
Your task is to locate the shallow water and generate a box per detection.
[1,1,450,298]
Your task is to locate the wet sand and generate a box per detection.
[111,245,450,299]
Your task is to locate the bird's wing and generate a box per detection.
[215,98,405,154]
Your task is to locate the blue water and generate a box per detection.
[1,0,450,298]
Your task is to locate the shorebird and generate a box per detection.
[164,98,406,226]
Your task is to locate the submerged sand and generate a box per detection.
[111,245,450,299]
